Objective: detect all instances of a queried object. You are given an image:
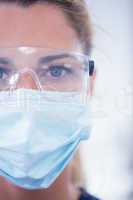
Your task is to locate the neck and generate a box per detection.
[0,166,80,200]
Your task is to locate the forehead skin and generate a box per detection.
[0,3,82,52]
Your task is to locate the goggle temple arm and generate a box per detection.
[89,60,95,76]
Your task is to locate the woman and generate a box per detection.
[0,0,100,199]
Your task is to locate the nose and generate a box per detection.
[16,72,40,90]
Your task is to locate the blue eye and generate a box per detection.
[0,67,9,80]
[47,65,72,78]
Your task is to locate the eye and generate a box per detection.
[0,67,10,80]
[46,64,72,78]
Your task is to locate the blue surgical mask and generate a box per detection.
[0,88,92,190]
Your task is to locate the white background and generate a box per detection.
[80,1,133,200]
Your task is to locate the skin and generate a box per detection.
[0,2,96,200]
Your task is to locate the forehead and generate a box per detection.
[0,3,81,52]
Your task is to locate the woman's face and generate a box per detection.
[0,3,94,94]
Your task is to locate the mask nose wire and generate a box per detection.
[10,68,43,91]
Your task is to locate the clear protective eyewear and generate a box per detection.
[0,46,94,104]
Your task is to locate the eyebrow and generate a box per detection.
[0,53,88,69]
[0,54,74,68]
[38,53,76,65]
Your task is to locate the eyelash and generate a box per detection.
[43,64,73,77]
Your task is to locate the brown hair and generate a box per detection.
[0,0,93,55]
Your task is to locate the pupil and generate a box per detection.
[51,66,62,77]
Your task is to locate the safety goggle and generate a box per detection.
[0,47,94,104]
